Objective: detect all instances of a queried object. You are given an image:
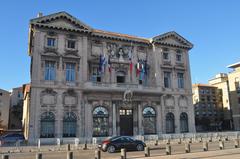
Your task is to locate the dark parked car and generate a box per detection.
[100,136,146,153]
[0,133,25,145]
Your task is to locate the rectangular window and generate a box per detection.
[177,73,184,88]
[44,61,55,80]
[117,76,125,83]
[176,53,182,62]
[91,67,101,82]
[238,97,240,104]
[163,52,169,60]
[66,63,76,82]
[47,38,56,47]
[67,40,76,49]
[164,72,171,88]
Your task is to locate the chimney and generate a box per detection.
[37,12,43,18]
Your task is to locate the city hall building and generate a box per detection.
[25,11,195,144]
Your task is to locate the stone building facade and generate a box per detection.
[26,11,195,144]
[209,73,233,130]
[192,84,224,131]
[0,88,10,131]
[9,87,23,129]
[227,62,240,130]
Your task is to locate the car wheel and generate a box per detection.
[136,144,144,151]
[107,145,115,153]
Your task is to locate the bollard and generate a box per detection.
[166,139,170,144]
[218,136,222,141]
[144,147,150,157]
[36,153,42,159]
[234,139,239,148]
[83,141,87,150]
[209,136,212,142]
[154,140,158,146]
[185,143,190,153]
[203,141,208,151]
[67,151,73,159]
[38,139,41,151]
[2,155,9,159]
[166,144,171,155]
[66,144,71,151]
[225,136,228,141]
[219,140,224,150]
[178,138,182,144]
[95,149,101,159]
[121,148,126,159]
[199,137,202,143]
[189,138,192,143]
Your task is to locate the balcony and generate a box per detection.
[82,81,191,95]
[83,81,163,94]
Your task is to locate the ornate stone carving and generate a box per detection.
[92,41,103,56]
[40,89,57,106]
[63,89,78,106]
[178,95,188,107]
[123,89,133,102]
[164,95,175,107]
[107,43,118,58]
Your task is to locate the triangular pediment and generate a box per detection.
[30,12,92,32]
[152,31,193,49]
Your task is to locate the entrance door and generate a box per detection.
[120,109,133,136]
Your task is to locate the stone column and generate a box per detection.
[152,44,162,87]
[82,36,88,82]
[161,96,166,134]
[156,102,162,135]
[112,103,117,136]
[84,100,92,141]
[138,103,143,135]
[185,51,196,133]
[56,90,63,138]
[174,96,180,133]
[28,88,39,144]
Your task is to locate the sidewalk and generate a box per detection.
[139,148,240,159]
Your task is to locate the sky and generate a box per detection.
[0,0,239,91]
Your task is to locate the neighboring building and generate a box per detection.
[9,87,23,129]
[0,89,10,130]
[22,84,30,140]
[192,84,223,132]
[26,11,195,144]
[209,73,233,130]
[227,62,240,130]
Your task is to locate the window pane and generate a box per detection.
[40,112,55,138]
[67,40,75,49]
[163,52,169,60]
[166,113,175,133]
[144,117,156,134]
[177,73,184,88]
[45,61,55,80]
[66,63,76,81]
[47,38,55,47]
[164,72,171,88]
[63,112,77,137]
[93,107,109,137]
[180,113,189,133]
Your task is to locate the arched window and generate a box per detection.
[143,107,156,135]
[93,106,109,137]
[180,112,189,133]
[63,112,77,137]
[40,112,55,138]
[166,112,175,133]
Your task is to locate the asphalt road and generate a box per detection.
[1,140,239,159]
